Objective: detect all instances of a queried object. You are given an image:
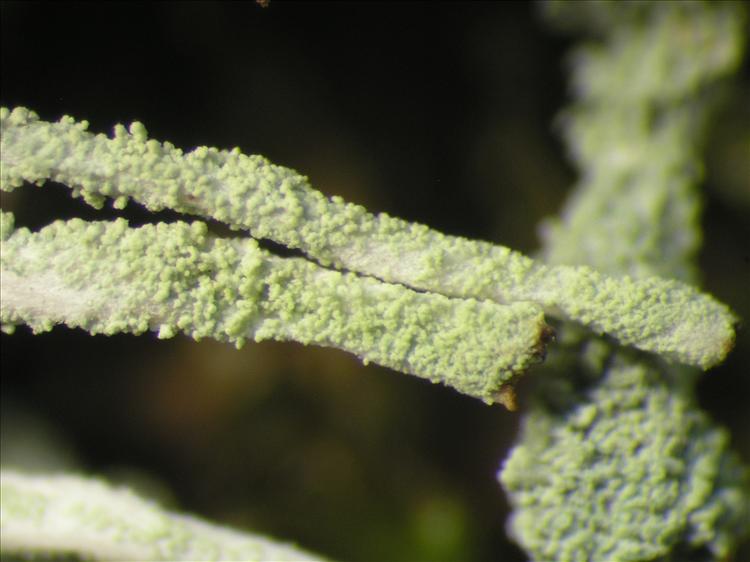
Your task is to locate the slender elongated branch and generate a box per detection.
[0,211,547,405]
[0,2,747,562]
[0,106,737,369]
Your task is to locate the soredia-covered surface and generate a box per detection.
[500,352,750,562]
[498,1,749,560]
[0,211,548,404]
[0,106,737,369]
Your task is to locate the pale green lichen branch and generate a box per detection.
[0,470,328,562]
[500,351,750,562]
[0,211,546,405]
[0,1,747,561]
[540,0,747,282]
[499,2,749,560]
[0,106,737,370]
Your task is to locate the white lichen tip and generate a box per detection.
[0,106,737,370]
[0,470,329,562]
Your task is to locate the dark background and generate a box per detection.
[1,2,748,561]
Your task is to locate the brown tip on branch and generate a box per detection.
[494,386,518,411]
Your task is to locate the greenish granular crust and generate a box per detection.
[0,107,737,369]
[499,354,750,562]
[498,2,750,561]
[540,0,746,283]
[0,211,547,404]
[519,265,736,370]
[0,210,14,242]
[0,470,328,562]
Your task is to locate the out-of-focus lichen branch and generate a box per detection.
[499,2,749,561]
[0,470,328,562]
[540,0,747,282]
[0,106,737,369]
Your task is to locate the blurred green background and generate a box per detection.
[1,2,748,561]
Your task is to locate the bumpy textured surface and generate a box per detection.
[0,211,547,404]
[0,470,327,561]
[499,2,749,561]
[0,106,737,369]
[500,354,750,562]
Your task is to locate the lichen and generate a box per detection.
[0,106,737,369]
[0,211,547,404]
